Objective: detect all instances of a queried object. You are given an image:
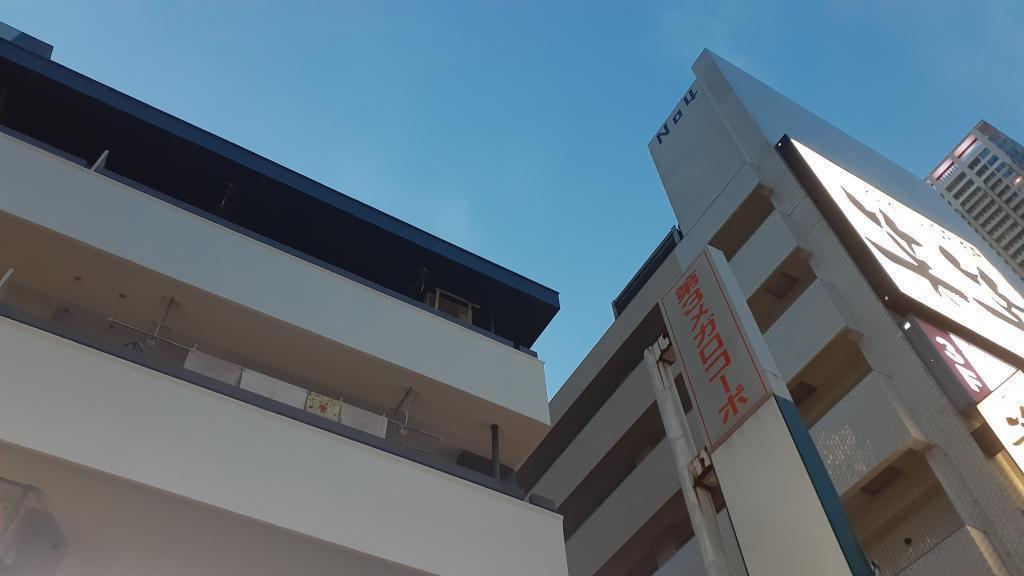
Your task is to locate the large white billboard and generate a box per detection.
[783,138,1024,364]
[978,373,1024,474]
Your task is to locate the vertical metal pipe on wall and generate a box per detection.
[491,424,500,480]
[644,338,734,576]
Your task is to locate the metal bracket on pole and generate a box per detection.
[644,336,734,576]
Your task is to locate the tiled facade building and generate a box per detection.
[521,51,1024,576]
[927,121,1024,281]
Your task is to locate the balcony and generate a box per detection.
[0,314,567,576]
[0,125,551,431]
[0,195,553,498]
[0,41,559,354]
[810,372,928,497]
[899,526,1010,576]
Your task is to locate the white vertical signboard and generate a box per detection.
[661,250,772,450]
[661,248,871,576]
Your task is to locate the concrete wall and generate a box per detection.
[0,317,568,576]
[0,131,550,426]
[532,361,654,507]
[0,442,420,576]
[564,438,677,576]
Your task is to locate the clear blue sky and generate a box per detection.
[4,1,1022,397]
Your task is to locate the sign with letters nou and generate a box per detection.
[661,250,772,450]
[779,137,1024,365]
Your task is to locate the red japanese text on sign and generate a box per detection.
[661,250,772,450]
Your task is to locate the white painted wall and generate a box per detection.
[714,398,852,576]
[0,318,568,576]
[532,362,654,507]
[0,132,550,425]
[653,509,748,576]
[0,442,419,576]
[564,438,678,576]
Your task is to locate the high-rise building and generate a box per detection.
[0,26,568,576]
[521,50,1024,576]
[927,121,1024,281]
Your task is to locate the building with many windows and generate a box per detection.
[0,25,568,576]
[927,121,1024,280]
[521,50,1024,576]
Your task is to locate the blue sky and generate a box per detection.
[4,1,1022,397]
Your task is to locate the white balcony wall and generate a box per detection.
[0,442,418,576]
[653,509,747,576]
[730,209,801,297]
[900,526,1011,576]
[764,279,855,382]
[565,439,678,576]
[532,361,654,507]
[811,372,927,497]
[0,318,568,576]
[0,132,549,425]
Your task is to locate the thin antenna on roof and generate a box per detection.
[90,150,109,172]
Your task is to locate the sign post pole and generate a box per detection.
[644,336,734,576]
[659,247,872,575]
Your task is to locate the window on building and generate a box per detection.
[990,214,1011,234]
[981,208,1006,230]
[980,147,992,160]
[996,222,1020,243]
[984,172,998,187]
[987,154,1000,167]
[960,188,980,207]
[973,199,996,220]
[1007,229,1024,249]
[977,163,991,177]
[953,180,975,200]
[424,288,478,324]
[965,191,988,212]
[968,157,982,170]
[945,172,967,192]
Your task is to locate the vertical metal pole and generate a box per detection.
[491,424,501,480]
[644,337,734,576]
[0,268,12,305]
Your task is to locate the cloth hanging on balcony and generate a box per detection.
[304,392,341,422]
[239,369,308,409]
[183,349,243,387]
[340,403,388,439]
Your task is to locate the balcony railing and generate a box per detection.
[0,294,538,505]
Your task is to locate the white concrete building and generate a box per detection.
[927,121,1024,281]
[520,50,1024,576]
[0,27,568,576]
